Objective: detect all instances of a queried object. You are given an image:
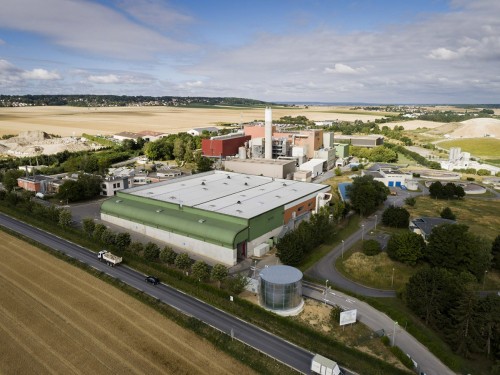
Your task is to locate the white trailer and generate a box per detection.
[97,250,122,266]
[311,354,342,375]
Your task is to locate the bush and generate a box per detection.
[381,335,390,346]
[225,274,249,294]
[128,241,144,256]
[334,168,342,176]
[382,207,410,228]
[390,346,414,369]
[440,207,456,220]
[404,197,416,207]
[466,177,475,181]
[143,242,160,261]
[362,239,381,256]
[191,260,210,282]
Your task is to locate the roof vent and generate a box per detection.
[227,175,231,179]
[244,182,248,186]
[237,200,241,204]
[201,181,205,185]
[283,183,287,187]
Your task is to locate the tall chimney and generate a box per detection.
[264,107,272,159]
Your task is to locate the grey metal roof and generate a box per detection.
[259,265,302,284]
[410,217,456,235]
[125,171,330,219]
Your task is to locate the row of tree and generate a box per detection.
[429,181,465,199]
[350,146,398,163]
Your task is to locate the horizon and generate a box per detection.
[1,0,499,103]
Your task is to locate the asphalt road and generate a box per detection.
[0,213,314,374]
[303,283,455,375]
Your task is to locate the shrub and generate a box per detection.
[381,335,390,346]
[390,346,414,369]
[143,242,160,261]
[404,197,416,207]
[466,177,475,181]
[225,274,249,294]
[334,168,342,176]
[191,260,210,282]
[440,207,456,220]
[128,241,144,256]
[362,239,381,256]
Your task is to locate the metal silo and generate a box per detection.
[259,265,303,313]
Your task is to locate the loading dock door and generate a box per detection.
[388,181,394,187]
[395,181,401,187]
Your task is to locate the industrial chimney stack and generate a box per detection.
[264,107,273,159]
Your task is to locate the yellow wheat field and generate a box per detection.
[0,231,255,375]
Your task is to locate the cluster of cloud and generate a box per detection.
[0,0,499,102]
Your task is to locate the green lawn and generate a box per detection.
[438,138,500,158]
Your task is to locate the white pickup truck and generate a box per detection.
[97,250,122,266]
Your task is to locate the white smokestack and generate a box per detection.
[265,107,272,159]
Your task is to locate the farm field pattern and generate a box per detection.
[0,231,255,375]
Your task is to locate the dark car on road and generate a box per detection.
[145,276,160,285]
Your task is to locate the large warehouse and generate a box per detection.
[101,171,331,266]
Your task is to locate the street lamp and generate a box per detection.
[341,240,345,259]
[374,215,378,231]
[324,279,329,305]
[391,267,395,287]
[483,270,488,290]
[392,321,398,346]
[361,224,365,241]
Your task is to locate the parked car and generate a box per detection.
[145,276,160,285]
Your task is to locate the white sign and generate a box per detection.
[339,309,357,326]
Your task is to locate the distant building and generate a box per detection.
[334,135,384,148]
[202,134,251,158]
[334,143,349,158]
[17,175,53,193]
[362,166,411,188]
[113,130,167,142]
[409,217,456,241]
[187,127,219,136]
[224,158,296,179]
[299,159,325,177]
[101,176,133,197]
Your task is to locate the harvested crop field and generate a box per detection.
[0,106,385,137]
[438,138,500,158]
[0,231,255,375]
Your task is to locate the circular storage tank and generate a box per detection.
[259,265,303,315]
[238,146,247,159]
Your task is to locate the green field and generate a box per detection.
[407,196,500,242]
[438,138,500,158]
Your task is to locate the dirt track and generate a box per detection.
[0,231,255,375]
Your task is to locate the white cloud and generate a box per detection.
[88,74,121,84]
[116,0,193,31]
[0,0,194,59]
[21,68,61,80]
[0,38,5,45]
[427,48,460,60]
[324,63,366,74]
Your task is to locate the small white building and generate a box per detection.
[187,127,219,136]
[362,167,411,188]
[314,148,335,170]
[101,176,133,196]
[299,159,325,177]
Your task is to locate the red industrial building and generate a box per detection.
[202,134,251,157]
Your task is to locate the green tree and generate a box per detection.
[276,231,304,266]
[92,223,107,241]
[57,180,84,202]
[492,235,500,271]
[425,224,491,281]
[82,217,96,237]
[143,242,160,261]
[226,274,249,294]
[211,264,228,288]
[347,175,389,216]
[159,246,177,265]
[3,169,24,192]
[475,294,500,358]
[100,228,116,246]
[362,239,381,256]
[175,253,192,270]
[115,232,131,249]
[440,207,456,220]
[382,206,410,228]
[58,209,73,228]
[334,168,342,176]
[191,260,210,282]
[195,153,213,173]
[447,288,481,358]
[387,232,425,265]
[173,138,185,161]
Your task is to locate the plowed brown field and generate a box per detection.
[0,231,255,375]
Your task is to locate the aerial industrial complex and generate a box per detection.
[101,170,331,265]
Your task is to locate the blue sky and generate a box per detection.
[1,0,499,103]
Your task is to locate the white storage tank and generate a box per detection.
[238,146,247,159]
[259,265,304,316]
